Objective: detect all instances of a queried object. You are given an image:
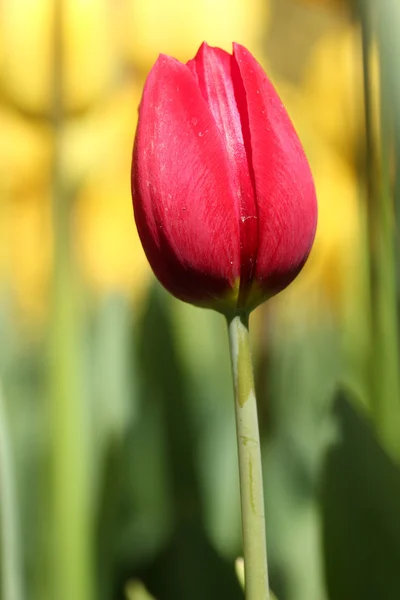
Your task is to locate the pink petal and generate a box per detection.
[233,43,317,295]
[188,43,258,307]
[132,54,241,306]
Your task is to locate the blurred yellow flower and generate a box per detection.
[0,105,50,319]
[62,76,141,184]
[299,0,348,7]
[75,170,151,304]
[71,79,151,304]
[121,0,269,72]
[1,191,52,320]
[0,105,51,321]
[298,146,361,309]
[0,105,51,192]
[0,75,150,318]
[0,0,116,114]
[300,25,363,163]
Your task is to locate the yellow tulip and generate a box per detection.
[0,104,51,192]
[0,77,150,319]
[0,105,51,320]
[70,79,152,303]
[120,0,269,72]
[298,0,348,7]
[300,25,363,163]
[0,0,116,114]
[1,190,52,320]
[75,169,151,304]
[298,149,360,306]
[62,76,141,184]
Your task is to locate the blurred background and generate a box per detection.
[1,0,400,599]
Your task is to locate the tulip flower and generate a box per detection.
[131,42,318,600]
[132,42,317,316]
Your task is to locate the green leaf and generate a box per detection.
[322,390,400,600]
[132,284,242,600]
[172,302,241,556]
[260,309,338,600]
[125,579,157,600]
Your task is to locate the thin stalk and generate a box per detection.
[49,1,93,599]
[0,382,24,600]
[227,313,269,600]
[359,0,400,459]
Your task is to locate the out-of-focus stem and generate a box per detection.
[0,382,24,600]
[359,0,400,459]
[227,314,270,600]
[49,2,93,599]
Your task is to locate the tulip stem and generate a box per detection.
[227,313,270,600]
[0,381,24,600]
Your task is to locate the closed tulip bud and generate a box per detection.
[131,42,317,315]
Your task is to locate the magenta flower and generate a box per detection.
[132,42,317,314]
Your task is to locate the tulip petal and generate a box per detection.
[187,43,258,305]
[233,43,317,295]
[132,54,241,306]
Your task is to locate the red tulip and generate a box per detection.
[132,42,317,314]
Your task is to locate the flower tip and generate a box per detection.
[232,42,249,62]
[147,52,185,82]
[154,52,173,65]
[193,41,214,61]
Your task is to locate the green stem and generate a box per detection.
[359,0,400,459]
[49,1,93,599]
[0,381,24,600]
[227,313,269,600]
